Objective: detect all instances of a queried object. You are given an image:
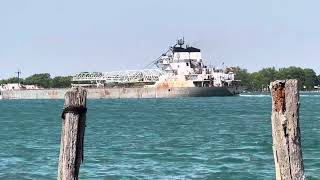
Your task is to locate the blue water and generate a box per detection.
[0,94,319,179]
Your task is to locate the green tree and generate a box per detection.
[0,77,21,84]
[236,69,251,89]
[250,72,265,91]
[51,76,72,88]
[0,79,6,84]
[4,77,21,84]
[277,66,302,79]
[259,67,277,88]
[317,75,320,86]
[303,68,317,90]
[249,67,278,91]
[24,73,52,88]
[277,67,305,89]
[275,67,318,90]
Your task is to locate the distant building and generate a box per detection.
[0,83,43,91]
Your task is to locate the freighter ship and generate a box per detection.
[0,39,243,99]
[72,38,243,97]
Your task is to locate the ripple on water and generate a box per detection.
[0,96,319,179]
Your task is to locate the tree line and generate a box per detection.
[227,66,320,91]
[0,73,72,88]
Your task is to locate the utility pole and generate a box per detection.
[15,69,22,85]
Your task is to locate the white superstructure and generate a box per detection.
[153,38,239,88]
[72,39,241,90]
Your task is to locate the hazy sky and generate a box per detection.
[1,0,319,79]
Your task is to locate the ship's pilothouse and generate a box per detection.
[156,39,239,87]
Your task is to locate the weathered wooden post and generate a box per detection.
[270,79,305,180]
[58,87,87,180]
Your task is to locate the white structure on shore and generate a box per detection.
[0,83,43,91]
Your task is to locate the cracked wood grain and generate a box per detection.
[271,80,305,180]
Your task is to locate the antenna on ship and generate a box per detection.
[15,69,22,85]
[177,37,185,47]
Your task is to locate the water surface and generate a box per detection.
[0,94,319,179]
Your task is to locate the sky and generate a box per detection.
[1,0,320,79]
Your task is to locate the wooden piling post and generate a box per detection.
[58,87,87,180]
[271,79,305,180]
